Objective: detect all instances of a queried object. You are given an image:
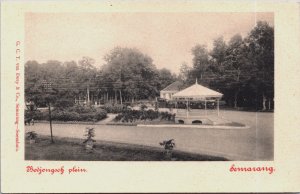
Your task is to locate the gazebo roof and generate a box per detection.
[172,80,223,99]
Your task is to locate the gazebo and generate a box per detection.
[172,79,223,125]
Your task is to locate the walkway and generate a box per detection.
[95,113,117,124]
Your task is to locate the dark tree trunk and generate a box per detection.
[262,93,267,110]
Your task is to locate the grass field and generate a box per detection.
[25,135,228,161]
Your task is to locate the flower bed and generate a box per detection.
[114,109,175,123]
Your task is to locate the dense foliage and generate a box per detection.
[25,21,273,111]
[179,21,274,110]
[25,55,176,107]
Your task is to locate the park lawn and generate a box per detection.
[25,135,228,161]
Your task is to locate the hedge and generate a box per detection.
[28,105,107,122]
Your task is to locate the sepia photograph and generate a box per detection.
[2,1,300,193]
[24,12,274,161]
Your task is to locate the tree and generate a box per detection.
[185,21,274,110]
[178,62,191,83]
[25,58,99,107]
[157,68,177,90]
[78,57,98,105]
[210,36,227,74]
[208,37,228,97]
[25,60,61,107]
[191,44,210,80]
[222,34,249,108]
[211,37,227,64]
[101,47,160,102]
[190,44,211,86]
[245,21,274,110]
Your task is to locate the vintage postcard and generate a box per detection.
[1,1,300,193]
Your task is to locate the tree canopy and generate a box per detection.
[185,21,274,110]
[25,21,274,110]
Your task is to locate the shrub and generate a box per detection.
[26,131,38,140]
[51,111,80,121]
[95,109,107,120]
[115,114,123,122]
[77,113,91,121]
[83,127,95,143]
[102,103,125,113]
[159,139,176,159]
[25,110,35,119]
[77,110,107,122]
[149,109,160,120]
[159,139,175,151]
[66,105,97,113]
[26,110,48,120]
[83,127,96,152]
[160,111,175,121]
[113,109,174,123]
[140,104,148,111]
[31,105,107,122]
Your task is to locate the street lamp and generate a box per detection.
[42,80,54,143]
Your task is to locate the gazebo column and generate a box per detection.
[186,99,189,118]
[217,98,220,116]
[119,90,122,105]
[204,99,207,116]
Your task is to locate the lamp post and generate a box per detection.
[42,80,54,143]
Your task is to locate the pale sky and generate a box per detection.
[25,12,273,74]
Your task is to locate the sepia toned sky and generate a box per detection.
[25,12,273,74]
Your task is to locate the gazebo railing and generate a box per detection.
[176,108,218,117]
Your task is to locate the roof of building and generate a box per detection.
[161,81,184,92]
[172,80,223,99]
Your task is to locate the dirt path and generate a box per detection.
[95,113,117,124]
